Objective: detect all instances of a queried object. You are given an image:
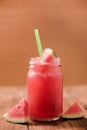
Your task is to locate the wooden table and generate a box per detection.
[0,86,87,130]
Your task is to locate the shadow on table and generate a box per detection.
[29,117,87,129]
[4,117,87,130]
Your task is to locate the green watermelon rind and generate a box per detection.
[62,113,84,119]
[3,113,28,123]
[43,48,57,57]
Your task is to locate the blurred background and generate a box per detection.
[0,0,87,86]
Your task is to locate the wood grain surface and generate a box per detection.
[0,86,87,130]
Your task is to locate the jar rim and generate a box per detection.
[29,57,61,67]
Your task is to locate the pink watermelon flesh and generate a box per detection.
[3,99,28,123]
[62,102,84,119]
[42,48,55,62]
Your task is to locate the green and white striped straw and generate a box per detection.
[34,29,43,57]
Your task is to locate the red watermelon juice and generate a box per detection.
[27,55,63,121]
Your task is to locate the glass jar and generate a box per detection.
[27,58,63,121]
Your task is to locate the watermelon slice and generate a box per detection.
[3,99,28,123]
[62,102,84,119]
[42,48,56,62]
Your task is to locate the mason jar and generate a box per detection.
[27,57,63,121]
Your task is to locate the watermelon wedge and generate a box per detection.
[62,102,84,119]
[3,99,28,123]
[42,48,56,62]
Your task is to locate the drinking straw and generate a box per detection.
[34,29,43,57]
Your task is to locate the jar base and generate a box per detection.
[29,117,60,122]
